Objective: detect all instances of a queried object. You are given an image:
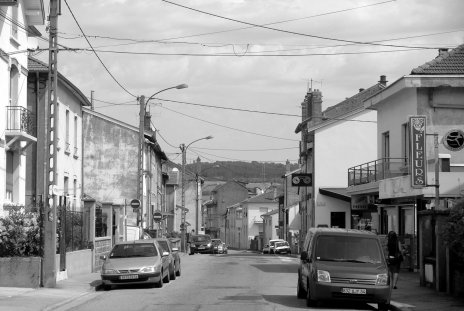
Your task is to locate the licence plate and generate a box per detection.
[342,288,366,294]
[120,275,138,280]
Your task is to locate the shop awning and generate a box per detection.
[319,188,351,202]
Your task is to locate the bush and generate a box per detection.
[441,199,464,261]
[0,207,41,257]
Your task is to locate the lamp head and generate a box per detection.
[205,135,213,140]
[176,84,188,89]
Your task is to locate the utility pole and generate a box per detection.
[180,143,186,252]
[138,95,145,238]
[43,0,60,288]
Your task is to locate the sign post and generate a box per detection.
[409,116,427,188]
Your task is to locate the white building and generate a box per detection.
[1,0,44,216]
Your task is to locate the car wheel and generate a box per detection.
[306,279,318,307]
[164,269,170,283]
[103,284,112,291]
[156,272,164,288]
[297,274,306,299]
[378,302,389,311]
[170,265,176,280]
[176,264,181,277]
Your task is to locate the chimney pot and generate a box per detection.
[379,75,388,86]
[359,88,365,93]
[438,48,449,57]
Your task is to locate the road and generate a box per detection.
[61,250,383,311]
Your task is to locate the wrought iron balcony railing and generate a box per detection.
[6,106,36,137]
[348,158,409,186]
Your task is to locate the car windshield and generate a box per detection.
[192,236,210,242]
[157,241,170,253]
[212,240,222,245]
[110,243,158,258]
[275,242,287,247]
[315,236,382,264]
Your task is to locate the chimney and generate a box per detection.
[144,111,152,131]
[285,159,291,173]
[359,88,365,93]
[312,89,323,120]
[379,75,388,86]
[438,48,449,57]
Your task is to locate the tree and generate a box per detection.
[441,199,464,261]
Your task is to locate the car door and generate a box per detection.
[300,232,313,291]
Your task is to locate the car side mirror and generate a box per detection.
[100,255,107,260]
[300,251,309,262]
[162,251,169,257]
[172,247,179,252]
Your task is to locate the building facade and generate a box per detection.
[1,0,44,216]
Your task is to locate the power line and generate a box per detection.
[161,0,438,50]
[62,0,136,98]
[160,106,300,142]
[194,146,298,152]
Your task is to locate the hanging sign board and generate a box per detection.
[409,116,427,188]
[153,211,163,222]
[291,173,312,187]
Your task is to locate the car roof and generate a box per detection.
[309,228,377,236]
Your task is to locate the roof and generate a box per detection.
[243,190,277,204]
[28,57,91,107]
[319,188,350,202]
[308,228,377,236]
[411,44,464,75]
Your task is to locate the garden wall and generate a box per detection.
[0,257,41,288]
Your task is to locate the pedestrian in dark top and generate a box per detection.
[387,230,404,289]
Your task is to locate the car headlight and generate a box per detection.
[317,270,331,283]
[140,266,155,273]
[207,243,212,247]
[102,268,118,274]
[376,273,388,286]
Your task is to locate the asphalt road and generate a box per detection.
[62,250,384,311]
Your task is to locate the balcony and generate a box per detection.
[348,158,409,187]
[5,106,37,151]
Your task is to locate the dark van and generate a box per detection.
[297,228,391,310]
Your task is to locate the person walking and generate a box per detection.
[387,231,404,289]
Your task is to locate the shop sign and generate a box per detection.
[442,129,464,151]
[409,116,427,188]
[291,173,312,187]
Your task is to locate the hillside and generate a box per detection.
[184,161,300,183]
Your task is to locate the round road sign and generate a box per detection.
[130,199,141,209]
[153,211,163,222]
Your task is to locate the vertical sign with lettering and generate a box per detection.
[409,116,427,188]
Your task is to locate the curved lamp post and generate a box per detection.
[180,135,213,252]
[137,84,188,238]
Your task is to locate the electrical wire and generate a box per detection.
[62,0,137,98]
[160,106,300,142]
[161,0,438,50]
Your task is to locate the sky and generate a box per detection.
[34,0,464,165]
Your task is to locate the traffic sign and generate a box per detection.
[291,173,312,187]
[153,211,163,222]
[130,199,141,209]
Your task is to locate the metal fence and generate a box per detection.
[63,209,87,252]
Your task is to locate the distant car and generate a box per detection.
[266,239,286,254]
[297,228,391,310]
[100,239,171,290]
[212,239,226,254]
[222,243,228,254]
[189,234,213,254]
[156,238,181,280]
[274,241,291,254]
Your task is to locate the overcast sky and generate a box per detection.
[35,0,464,164]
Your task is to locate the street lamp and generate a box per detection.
[180,135,213,252]
[138,84,188,238]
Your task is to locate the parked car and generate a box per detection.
[100,239,171,290]
[156,238,181,280]
[189,234,213,254]
[264,239,285,254]
[274,241,291,254]
[297,228,391,310]
[211,239,225,254]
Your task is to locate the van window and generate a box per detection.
[315,236,382,264]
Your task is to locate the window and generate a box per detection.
[331,212,346,228]
[382,131,390,158]
[6,151,14,201]
[11,5,18,40]
[95,207,110,237]
[74,115,78,152]
[401,123,410,165]
[64,176,69,197]
[9,64,19,105]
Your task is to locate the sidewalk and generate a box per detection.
[389,270,464,311]
[1,258,463,311]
